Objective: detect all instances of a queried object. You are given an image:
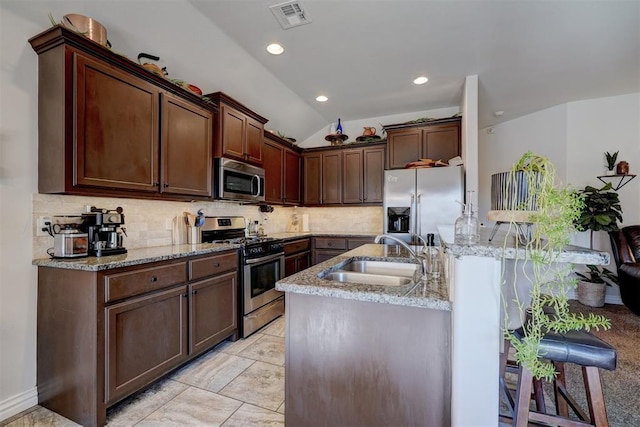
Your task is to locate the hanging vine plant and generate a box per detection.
[501,152,611,380]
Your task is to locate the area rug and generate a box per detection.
[563,301,640,427]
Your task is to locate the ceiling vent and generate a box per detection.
[269,1,312,30]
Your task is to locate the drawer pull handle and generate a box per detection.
[215,263,220,267]
[150,276,158,282]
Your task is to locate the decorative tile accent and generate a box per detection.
[170,351,255,392]
[219,362,285,411]
[221,403,284,427]
[136,387,242,426]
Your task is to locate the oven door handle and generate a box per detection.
[244,252,284,265]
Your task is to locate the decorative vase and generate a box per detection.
[491,171,541,211]
[336,118,343,134]
[576,280,606,307]
[616,161,629,175]
[605,169,616,176]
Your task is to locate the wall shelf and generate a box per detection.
[596,174,637,191]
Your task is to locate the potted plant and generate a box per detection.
[605,151,619,175]
[574,182,623,306]
[501,152,610,381]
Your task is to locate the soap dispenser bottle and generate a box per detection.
[454,191,480,245]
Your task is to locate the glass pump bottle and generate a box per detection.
[454,191,480,245]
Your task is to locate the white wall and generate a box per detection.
[299,107,460,148]
[478,93,640,304]
[461,75,479,207]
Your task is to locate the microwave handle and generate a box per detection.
[252,175,261,197]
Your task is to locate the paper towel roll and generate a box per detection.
[301,214,310,232]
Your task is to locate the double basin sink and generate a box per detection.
[322,260,419,287]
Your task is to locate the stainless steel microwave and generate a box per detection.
[214,157,265,202]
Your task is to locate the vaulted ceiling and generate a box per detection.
[191,0,640,129]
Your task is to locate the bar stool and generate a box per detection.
[501,327,617,427]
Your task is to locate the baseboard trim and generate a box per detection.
[0,387,38,422]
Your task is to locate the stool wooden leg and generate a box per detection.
[583,366,609,427]
[554,361,569,417]
[513,366,533,427]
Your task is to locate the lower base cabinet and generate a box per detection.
[37,250,238,427]
[312,236,375,265]
[284,238,311,277]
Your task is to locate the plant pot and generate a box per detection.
[576,280,606,307]
[605,169,616,176]
[491,171,542,211]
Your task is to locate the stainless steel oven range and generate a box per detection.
[201,216,284,338]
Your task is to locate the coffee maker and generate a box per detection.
[81,206,128,256]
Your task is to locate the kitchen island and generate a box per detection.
[277,227,609,427]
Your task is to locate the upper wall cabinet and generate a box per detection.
[263,132,302,205]
[207,92,268,166]
[29,26,215,200]
[384,117,461,169]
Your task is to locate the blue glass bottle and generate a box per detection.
[336,118,343,134]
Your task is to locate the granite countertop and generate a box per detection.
[32,243,241,271]
[269,231,379,241]
[276,244,450,311]
[438,226,610,265]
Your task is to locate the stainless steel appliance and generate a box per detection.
[201,216,284,338]
[81,207,127,257]
[214,157,265,203]
[44,215,89,258]
[383,166,464,244]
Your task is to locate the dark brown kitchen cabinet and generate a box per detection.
[29,26,216,201]
[264,132,302,205]
[304,153,322,205]
[311,236,375,265]
[303,143,385,206]
[385,118,461,169]
[208,92,268,166]
[36,250,238,427]
[342,146,384,204]
[161,93,213,197]
[105,286,188,404]
[284,238,311,277]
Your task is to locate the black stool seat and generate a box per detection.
[513,328,617,371]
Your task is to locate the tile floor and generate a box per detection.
[1,317,286,427]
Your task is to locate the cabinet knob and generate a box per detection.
[154,182,160,186]
[150,276,158,282]
[183,293,188,298]
[215,263,220,268]
[192,290,198,295]
[164,183,170,188]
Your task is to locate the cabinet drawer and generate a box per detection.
[348,237,375,249]
[284,238,311,255]
[314,237,347,250]
[189,251,238,281]
[104,262,187,303]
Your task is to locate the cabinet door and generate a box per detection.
[74,53,159,192]
[313,250,345,265]
[297,251,310,272]
[284,149,301,205]
[284,255,297,277]
[105,286,188,404]
[189,271,237,355]
[245,118,264,165]
[386,128,422,169]
[363,147,384,203]
[220,105,246,161]
[322,151,342,204]
[342,149,363,204]
[263,140,284,204]
[421,124,460,162]
[161,93,213,197]
[303,153,322,205]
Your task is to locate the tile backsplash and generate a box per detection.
[32,194,383,259]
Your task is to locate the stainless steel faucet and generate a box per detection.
[374,234,427,278]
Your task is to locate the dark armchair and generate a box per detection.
[609,226,640,315]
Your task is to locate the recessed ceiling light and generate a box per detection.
[413,76,429,85]
[266,43,284,55]
[315,95,328,102]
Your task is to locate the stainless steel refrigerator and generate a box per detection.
[383,166,464,244]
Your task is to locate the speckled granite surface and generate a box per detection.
[269,232,378,241]
[276,244,450,311]
[438,226,610,265]
[32,243,240,271]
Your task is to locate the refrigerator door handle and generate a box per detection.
[410,193,416,239]
[416,193,422,239]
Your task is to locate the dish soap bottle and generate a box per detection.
[454,191,480,245]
